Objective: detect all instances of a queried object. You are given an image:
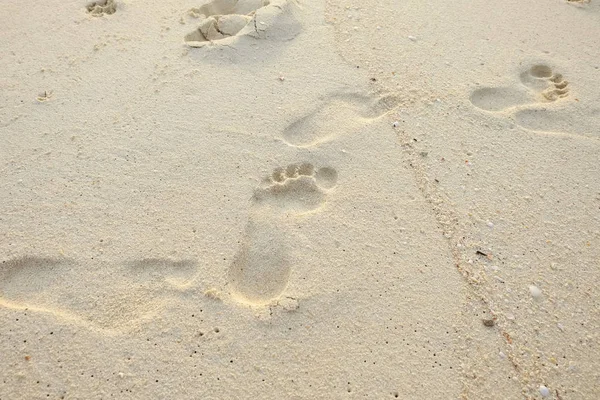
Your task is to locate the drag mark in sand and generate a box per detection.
[228,163,337,305]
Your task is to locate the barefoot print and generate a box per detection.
[228,163,337,305]
[470,63,569,112]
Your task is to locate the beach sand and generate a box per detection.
[0,0,598,398]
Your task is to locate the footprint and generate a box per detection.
[87,0,116,16]
[184,0,300,47]
[470,64,569,112]
[282,92,397,147]
[228,163,337,305]
[129,258,198,288]
[470,63,599,138]
[0,256,197,330]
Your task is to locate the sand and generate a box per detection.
[0,0,598,398]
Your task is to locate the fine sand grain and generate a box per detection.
[1,0,598,399]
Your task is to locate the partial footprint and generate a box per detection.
[282,92,397,147]
[470,64,569,112]
[184,0,300,47]
[470,63,598,138]
[514,106,600,138]
[0,257,73,309]
[0,256,197,330]
[228,163,337,305]
[87,0,116,16]
[128,258,199,288]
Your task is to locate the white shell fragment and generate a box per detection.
[529,285,543,299]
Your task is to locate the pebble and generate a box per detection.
[539,385,550,397]
[408,35,417,41]
[392,121,399,127]
[529,285,543,299]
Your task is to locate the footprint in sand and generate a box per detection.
[470,63,599,138]
[184,0,300,47]
[470,63,569,112]
[228,163,338,305]
[282,92,397,148]
[87,0,117,16]
[0,256,197,330]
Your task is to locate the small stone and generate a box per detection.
[408,35,417,41]
[392,121,399,127]
[118,372,124,378]
[529,285,543,300]
[539,385,550,397]
[482,318,495,327]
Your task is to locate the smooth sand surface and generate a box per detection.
[1,0,598,399]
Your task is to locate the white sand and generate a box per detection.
[1,0,598,398]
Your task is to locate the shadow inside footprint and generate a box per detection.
[228,163,337,305]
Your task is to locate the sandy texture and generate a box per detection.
[0,0,598,399]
